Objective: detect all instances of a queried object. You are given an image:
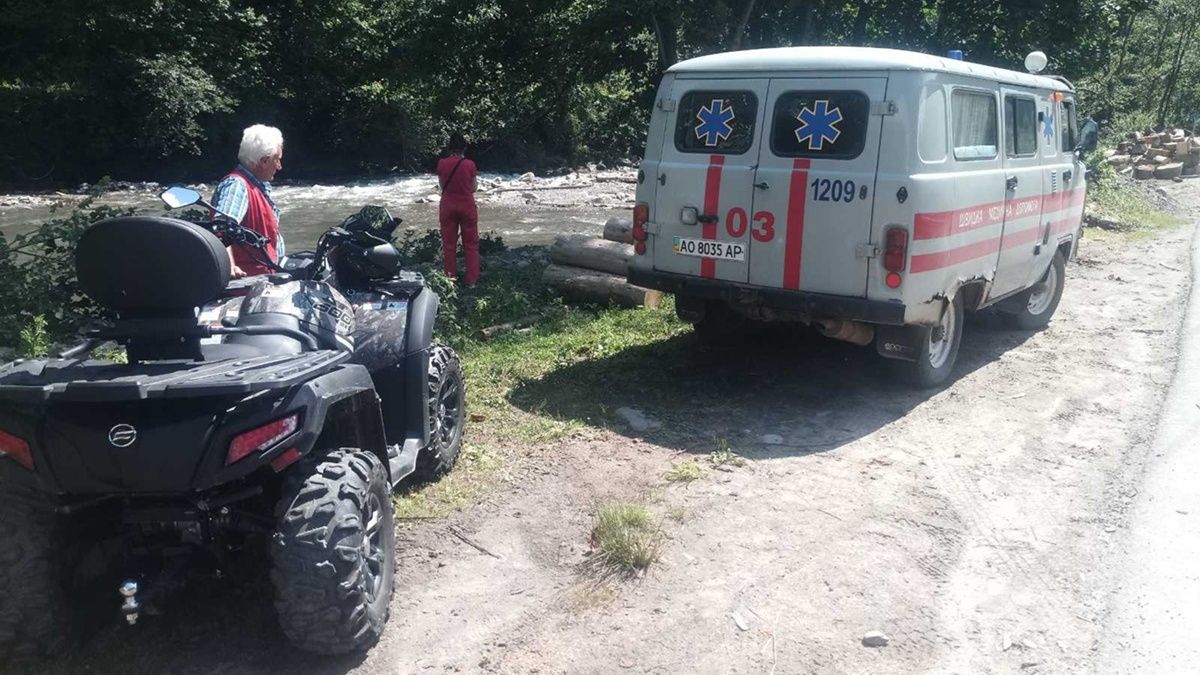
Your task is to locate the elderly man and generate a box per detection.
[211,124,286,277]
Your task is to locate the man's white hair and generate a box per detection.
[237,124,284,166]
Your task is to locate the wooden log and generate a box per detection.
[548,234,632,276]
[1164,142,1179,155]
[542,263,662,309]
[1183,164,1199,176]
[1183,152,1200,168]
[603,217,634,244]
[1154,162,1184,179]
[1133,165,1156,180]
[1107,154,1132,167]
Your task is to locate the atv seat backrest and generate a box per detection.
[76,216,230,361]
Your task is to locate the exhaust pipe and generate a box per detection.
[815,319,875,346]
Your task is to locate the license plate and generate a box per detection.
[673,237,746,262]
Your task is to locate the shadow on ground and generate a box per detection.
[11,314,1036,674]
[510,313,1037,460]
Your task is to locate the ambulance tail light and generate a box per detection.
[883,227,908,289]
[632,203,649,254]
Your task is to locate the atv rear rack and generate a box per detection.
[0,351,349,403]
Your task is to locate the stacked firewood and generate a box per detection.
[541,218,662,309]
[1107,129,1200,180]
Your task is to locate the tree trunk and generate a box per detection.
[1156,8,1199,127]
[603,217,634,244]
[851,0,874,44]
[651,12,677,71]
[542,264,662,309]
[729,0,759,50]
[548,234,633,276]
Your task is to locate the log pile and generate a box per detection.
[541,218,661,308]
[1109,128,1200,180]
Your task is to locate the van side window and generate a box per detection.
[1004,96,1037,157]
[769,91,869,159]
[1061,100,1078,152]
[951,90,997,160]
[674,91,758,154]
[918,86,948,163]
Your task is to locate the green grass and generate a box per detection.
[709,438,746,468]
[589,502,663,574]
[395,251,688,520]
[664,461,704,482]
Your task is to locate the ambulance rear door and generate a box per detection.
[651,78,770,284]
[747,77,887,296]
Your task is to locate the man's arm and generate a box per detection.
[211,176,251,277]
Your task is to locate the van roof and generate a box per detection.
[668,46,1074,93]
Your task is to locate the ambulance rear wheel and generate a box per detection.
[900,294,963,388]
[1006,252,1065,331]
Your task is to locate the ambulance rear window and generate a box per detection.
[770,91,869,159]
[674,91,758,154]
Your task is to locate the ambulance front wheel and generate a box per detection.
[1005,252,1066,331]
[900,294,963,388]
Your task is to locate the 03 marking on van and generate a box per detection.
[751,211,776,242]
[726,207,748,237]
[673,237,746,262]
[793,100,843,150]
[694,99,736,147]
[810,178,857,203]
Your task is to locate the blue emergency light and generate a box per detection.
[946,49,964,60]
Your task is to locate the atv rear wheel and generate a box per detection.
[0,493,71,661]
[412,344,466,481]
[271,448,394,654]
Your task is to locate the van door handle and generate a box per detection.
[754,181,770,190]
[1006,176,1019,191]
[657,174,666,186]
[697,213,719,224]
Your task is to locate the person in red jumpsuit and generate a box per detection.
[436,133,479,287]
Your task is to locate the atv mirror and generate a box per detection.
[160,186,202,210]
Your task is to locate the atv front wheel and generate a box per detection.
[271,448,394,654]
[0,493,70,661]
[412,344,466,481]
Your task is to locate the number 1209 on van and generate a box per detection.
[628,46,1098,387]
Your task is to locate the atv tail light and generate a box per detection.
[0,429,33,470]
[883,227,908,274]
[227,414,299,466]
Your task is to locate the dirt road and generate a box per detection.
[19,181,1198,675]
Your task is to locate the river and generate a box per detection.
[0,170,635,250]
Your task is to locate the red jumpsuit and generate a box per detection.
[436,154,479,285]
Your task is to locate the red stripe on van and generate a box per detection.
[912,187,1085,241]
[782,159,811,289]
[910,238,999,273]
[701,155,726,279]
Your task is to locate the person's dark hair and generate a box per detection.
[448,133,467,153]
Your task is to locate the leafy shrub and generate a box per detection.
[0,198,132,347]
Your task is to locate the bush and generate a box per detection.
[0,198,132,347]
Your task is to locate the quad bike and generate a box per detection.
[0,187,466,658]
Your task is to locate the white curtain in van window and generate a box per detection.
[952,91,998,160]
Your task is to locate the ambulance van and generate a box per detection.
[628,46,1097,386]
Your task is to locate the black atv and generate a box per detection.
[0,187,465,658]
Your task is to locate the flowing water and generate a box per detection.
[0,173,631,250]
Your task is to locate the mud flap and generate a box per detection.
[875,324,922,362]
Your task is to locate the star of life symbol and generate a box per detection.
[694,99,736,147]
[1042,111,1055,144]
[794,100,843,150]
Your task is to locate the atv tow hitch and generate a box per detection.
[119,581,140,625]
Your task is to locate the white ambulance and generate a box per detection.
[628,46,1097,386]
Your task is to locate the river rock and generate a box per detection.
[862,631,890,648]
